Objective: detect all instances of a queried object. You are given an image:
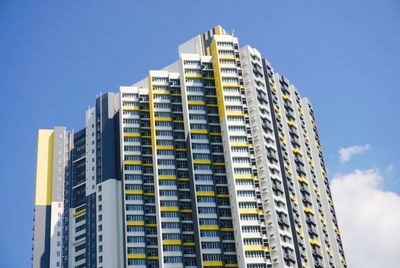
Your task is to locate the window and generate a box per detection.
[186,77,202,84]
[187,86,203,93]
[152,77,168,82]
[196,185,213,192]
[198,207,217,214]
[195,175,213,181]
[192,143,210,150]
[163,245,182,252]
[126,215,144,222]
[127,247,145,254]
[222,77,239,83]
[183,60,201,66]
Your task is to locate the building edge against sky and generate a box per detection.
[32,25,347,268]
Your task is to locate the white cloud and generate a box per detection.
[331,169,400,268]
[338,144,370,162]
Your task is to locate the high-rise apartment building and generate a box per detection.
[32,26,346,268]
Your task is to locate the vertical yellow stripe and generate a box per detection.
[35,129,54,205]
[210,39,226,121]
[148,75,157,156]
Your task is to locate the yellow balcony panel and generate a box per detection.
[282,95,292,102]
[180,209,192,213]
[124,160,142,165]
[175,148,187,152]
[287,121,298,128]
[206,104,218,107]
[145,223,157,227]
[225,264,239,268]
[216,194,230,198]
[144,193,155,196]
[185,73,203,79]
[314,188,321,196]
[230,142,248,147]
[200,225,219,231]
[210,132,221,136]
[73,209,86,218]
[204,261,223,267]
[310,239,321,247]
[191,129,208,134]
[296,230,304,239]
[303,207,315,215]
[226,111,244,117]
[298,177,309,185]
[170,93,181,96]
[153,90,170,95]
[244,245,268,251]
[197,191,215,197]
[123,106,140,111]
[124,132,141,138]
[235,176,253,180]
[221,227,234,232]
[293,149,303,156]
[127,221,145,226]
[173,120,184,123]
[157,145,174,150]
[163,240,181,246]
[143,163,153,167]
[125,190,144,195]
[160,206,179,212]
[334,227,340,235]
[155,117,172,122]
[193,159,212,165]
[188,101,206,106]
[222,82,240,88]
[234,174,253,179]
[158,175,177,180]
[218,55,236,60]
[127,254,146,259]
[240,208,259,215]
[147,256,159,260]
[182,242,195,246]
[178,178,189,182]
[213,162,225,166]
[140,109,150,112]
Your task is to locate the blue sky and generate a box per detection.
[0,1,399,267]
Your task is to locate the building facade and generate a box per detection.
[32,26,346,268]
